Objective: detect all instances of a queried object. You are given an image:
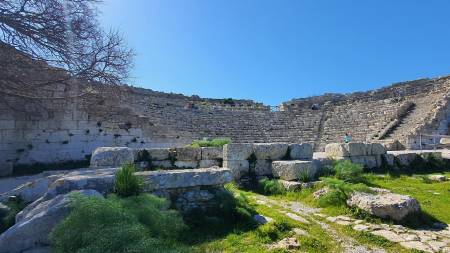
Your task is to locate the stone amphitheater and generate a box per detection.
[1,40,450,253]
[1,41,450,175]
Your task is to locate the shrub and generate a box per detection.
[50,193,188,253]
[0,197,26,233]
[114,164,143,197]
[256,221,292,243]
[316,164,335,178]
[334,160,365,183]
[318,178,371,207]
[257,179,285,195]
[189,138,231,148]
[298,169,313,182]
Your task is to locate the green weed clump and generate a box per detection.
[50,193,188,253]
[318,178,371,207]
[256,221,292,243]
[334,160,365,183]
[257,179,286,195]
[189,138,231,148]
[114,164,143,197]
[298,168,314,182]
[0,197,26,233]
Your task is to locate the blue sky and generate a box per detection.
[99,0,450,105]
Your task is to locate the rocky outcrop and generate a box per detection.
[346,192,420,221]
[0,190,103,253]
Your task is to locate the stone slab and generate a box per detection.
[271,160,315,181]
[172,147,201,160]
[253,143,288,160]
[201,147,223,160]
[90,147,134,168]
[289,143,313,160]
[199,159,220,168]
[223,160,249,180]
[223,144,253,160]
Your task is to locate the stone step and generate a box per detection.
[271,160,316,181]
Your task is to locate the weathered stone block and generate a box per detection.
[199,159,220,168]
[90,147,134,168]
[223,144,253,160]
[370,143,387,155]
[147,148,170,160]
[346,143,367,156]
[350,156,377,169]
[289,143,313,160]
[347,192,420,221]
[138,168,233,190]
[172,147,201,160]
[325,143,349,157]
[393,153,419,166]
[223,160,249,179]
[253,143,289,160]
[381,154,395,167]
[174,160,199,169]
[201,147,223,160]
[278,180,302,191]
[252,159,272,176]
[152,160,172,168]
[271,161,315,181]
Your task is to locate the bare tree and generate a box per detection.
[0,0,134,98]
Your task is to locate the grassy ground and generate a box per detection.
[365,172,450,224]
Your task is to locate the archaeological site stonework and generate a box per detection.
[1,44,450,176]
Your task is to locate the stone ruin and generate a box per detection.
[1,41,450,177]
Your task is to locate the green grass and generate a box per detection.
[365,172,450,224]
[188,138,231,148]
[0,197,26,233]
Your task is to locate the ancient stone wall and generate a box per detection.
[1,44,450,176]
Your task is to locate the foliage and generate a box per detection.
[318,178,371,207]
[114,163,143,197]
[255,221,292,243]
[298,168,314,182]
[316,164,336,178]
[188,138,231,148]
[257,179,286,195]
[0,197,26,233]
[50,193,188,253]
[334,160,365,183]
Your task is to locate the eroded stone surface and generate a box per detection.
[223,144,253,160]
[253,143,289,160]
[289,143,313,160]
[90,147,134,168]
[347,192,420,221]
[272,160,315,181]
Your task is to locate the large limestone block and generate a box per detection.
[0,190,103,253]
[370,143,387,155]
[223,160,249,179]
[272,161,316,181]
[152,160,173,168]
[137,168,232,190]
[223,144,253,160]
[201,147,223,160]
[253,143,289,160]
[393,153,419,166]
[174,160,199,169]
[347,192,420,221]
[252,160,272,176]
[346,143,367,156]
[325,143,349,157]
[289,143,313,160]
[147,148,170,160]
[43,169,117,200]
[90,147,134,168]
[0,175,62,203]
[199,159,220,168]
[381,154,395,167]
[172,147,201,160]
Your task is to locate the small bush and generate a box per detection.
[114,164,143,197]
[0,197,26,233]
[318,178,371,207]
[189,138,231,148]
[257,179,285,195]
[317,164,335,178]
[256,221,292,243]
[50,193,188,253]
[334,160,365,183]
[298,169,313,182]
